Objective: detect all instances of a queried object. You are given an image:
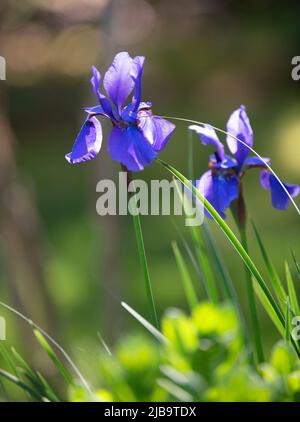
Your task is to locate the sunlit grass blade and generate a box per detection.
[292,251,300,280]
[121,301,167,344]
[172,241,198,310]
[203,222,236,302]
[252,221,286,308]
[10,347,59,401]
[97,332,112,356]
[131,195,159,329]
[0,343,19,376]
[0,368,46,402]
[172,221,206,292]
[173,178,218,303]
[286,262,300,316]
[157,378,193,402]
[34,329,75,387]
[285,296,291,344]
[0,300,92,395]
[253,279,285,338]
[190,225,218,303]
[157,159,299,356]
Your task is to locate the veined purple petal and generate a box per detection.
[244,156,270,168]
[85,105,107,116]
[65,117,102,164]
[226,105,253,167]
[132,56,145,112]
[103,52,135,114]
[260,171,300,210]
[90,66,114,119]
[108,125,157,171]
[189,124,225,162]
[195,170,239,218]
[138,109,175,151]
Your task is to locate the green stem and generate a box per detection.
[132,207,159,328]
[122,166,158,328]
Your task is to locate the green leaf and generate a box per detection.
[34,329,75,387]
[172,241,198,310]
[0,368,45,401]
[286,262,300,316]
[130,180,158,328]
[157,159,296,355]
[121,301,167,344]
[252,222,286,309]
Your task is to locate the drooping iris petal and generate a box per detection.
[65,117,102,164]
[226,105,253,167]
[108,125,157,171]
[189,124,225,162]
[90,66,114,119]
[260,171,300,210]
[195,170,239,218]
[131,56,145,112]
[138,108,176,151]
[244,156,270,168]
[103,52,135,114]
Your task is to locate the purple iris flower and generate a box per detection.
[190,105,300,218]
[66,52,175,171]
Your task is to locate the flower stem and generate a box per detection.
[121,166,159,328]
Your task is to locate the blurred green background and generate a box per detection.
[0,0,299,390]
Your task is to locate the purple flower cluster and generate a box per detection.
[66,52,175,171]
[66,52,299,217]
[190,105,300,218]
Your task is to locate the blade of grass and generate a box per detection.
[252,221,286,308]
[34,329,75,388]
[121,301,167,344]
[202,222,236,302]
[0,368,45,401]
[285,296,291,344]
[239,226,264,364]
[292,251,300,280]
[0,300,92,395]
[172,241,198,310]
[173,177,218,302]
[129,179,158,329]
[157,159,299,356]
[286,262,300,316]
[190,225,218,303]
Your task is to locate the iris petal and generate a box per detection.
[90,66,114,119]
[65,117,102,164]
[226,105,253,167]
[108,126,157,171]
[195,170,239,218]
[260,171,300,210]
[244,156,270,168]
[131,56,145,111]
[138,109,175,151]
[103,52,135,113]
[189,124,225,162]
